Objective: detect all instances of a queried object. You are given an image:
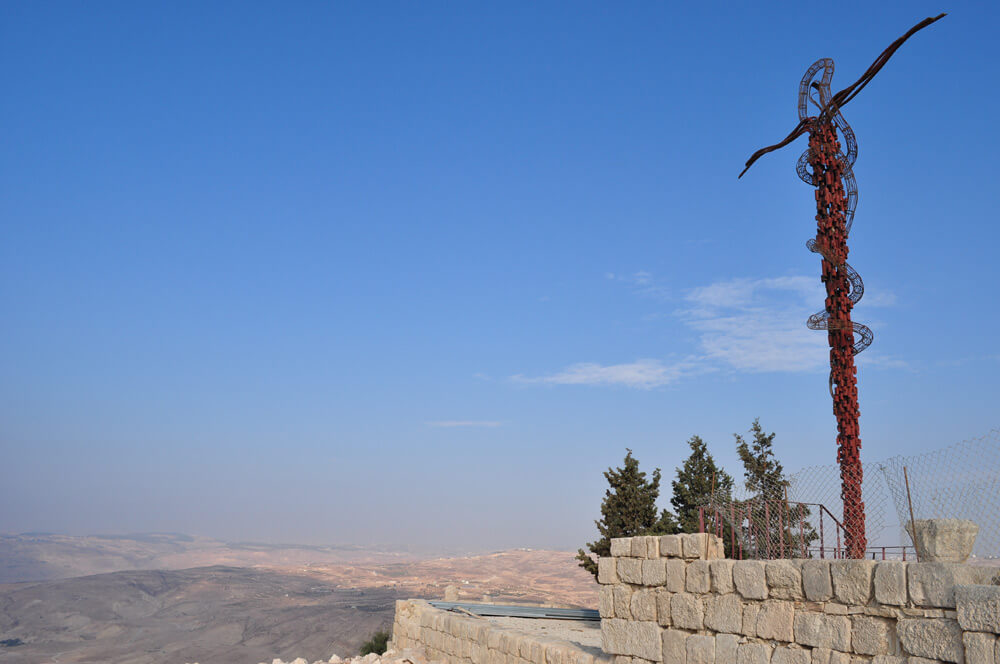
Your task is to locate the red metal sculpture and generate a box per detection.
[739,14,945,558]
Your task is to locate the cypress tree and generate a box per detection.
[670,435,734,535]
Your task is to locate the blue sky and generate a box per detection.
[2,2,997,552]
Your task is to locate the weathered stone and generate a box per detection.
[666,559,688,593]
[613,657,632,664]
[711,560,736,594]
[660,535,683,559]
[831,561,876,606]
[655,589,673,627]
[874,562,907,606]
[601,618,663,662]
[611,538,632,557]
[824,603,849,616]
[962,632,996,664]
[742,602,760,637]
[704,593,744,634]
[906,519,979,563]
[618,558,644,585]
[896,619,964,663]
[736,643,771,664]
[734,561,769,600]
[631,536,658,559]
[772,646,810,664]
[767,560,805,600]
[852,616,897,656]
[909,563,996,609]
[687,635,716,664]
[756,600,795,642]
[631,588,658,622]
[717,634,739,664]
[600,586,615,618]
[642,559,668,586]
[956,584,1000,633]
[811,648,852,664]
[688,561,712,594]
[599,558,619,585]
[671,593,705,631]
[614,585,633,619]
[870,657,907,664]
[793,611,851,651]
[682,534,712,560]
[661,628,688,664]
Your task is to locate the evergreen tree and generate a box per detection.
[670,435,734,535]
[576,449,679,578]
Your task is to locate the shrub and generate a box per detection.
[359,628,390,656]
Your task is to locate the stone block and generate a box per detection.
[682,534,710,559]
[793,611,851,651]
[601,586,615,618]
[906,519,979,563]
[660,535,683,559]
[756,600,795,642]
[643,559,668,586]
[671,593,705,631]
[767,560,805,600]
[742,602,760,637]
[831,561,876,606]
[661,628,688,664]
[956,584,1000,633]
[666,559,688,593]
[631,588,658,622]
[772,647,810,664]
[601,618,663,662]
[633,536,660,559]
[655,590,673,627]
[736,643,772,664]
[599,558,620,585]
[734,561,769,600]
[688,560,712,594]
[717,634,739,664]
[852,616,897,656]
[962,631,996,664]
[874,562,907,606]
[687,635,716,664]
[811,649,852,664]
[803,561,834,602]
[611,538,633,557]
[619,558,644,585]
[704,593,744,634]
[871,657,907,664]
[896,618,964,663]
[711,560,736,594]
[614,585,633,619]
[912,563,996,609]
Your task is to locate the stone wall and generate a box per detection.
[389,600,610,664]
[598,534,1000,664]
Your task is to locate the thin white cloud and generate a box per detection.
[606,270,670,300]
[426,420,502,428]
[512,358,704,390]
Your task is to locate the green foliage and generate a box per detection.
[670,435,734,535]
[359,629,390,656]
[576,449,679,578]
[735,418,784,502]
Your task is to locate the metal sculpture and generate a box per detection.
[739,14,945,558]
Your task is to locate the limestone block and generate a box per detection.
[614,585,633,619]
[824,603,849,616]
[756,600,795,642]
[711,560,736,594]
[688,561,712,594]
[734,561,769,600]
[682,534,710,560]
[831,561,876,606]
[906,519,979,563]
[955,584,1000,633]
[772,647,810,664]
[611,538,633,557]
[631,588,658,622]
[666,559,688,593]
[871,657,907,664]
[619,558,644,585]
[742,602,760,637]
[634,536,660,559]
[793,611,851,651]
[643,559,668,586]
[811,648,852,664]
[661,628,688,664]
[874,562,908,606]
[852,616,897,656]
[613,657,632,664]
[704,593,744,634]
[717,634,739,664]
[962,632,995,664]
[600,558,620,585]
[655,590,673,627]
[601,618,663,662]
[896,619,964,663]
[767,560,805,600]
[660,536,683,559]
[736,643,772,664]
[687,635,715,664]
[672,593,705,631]
[601,586,616,618]
[803,561,834,602]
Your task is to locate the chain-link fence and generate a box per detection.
[700,429,999,560]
